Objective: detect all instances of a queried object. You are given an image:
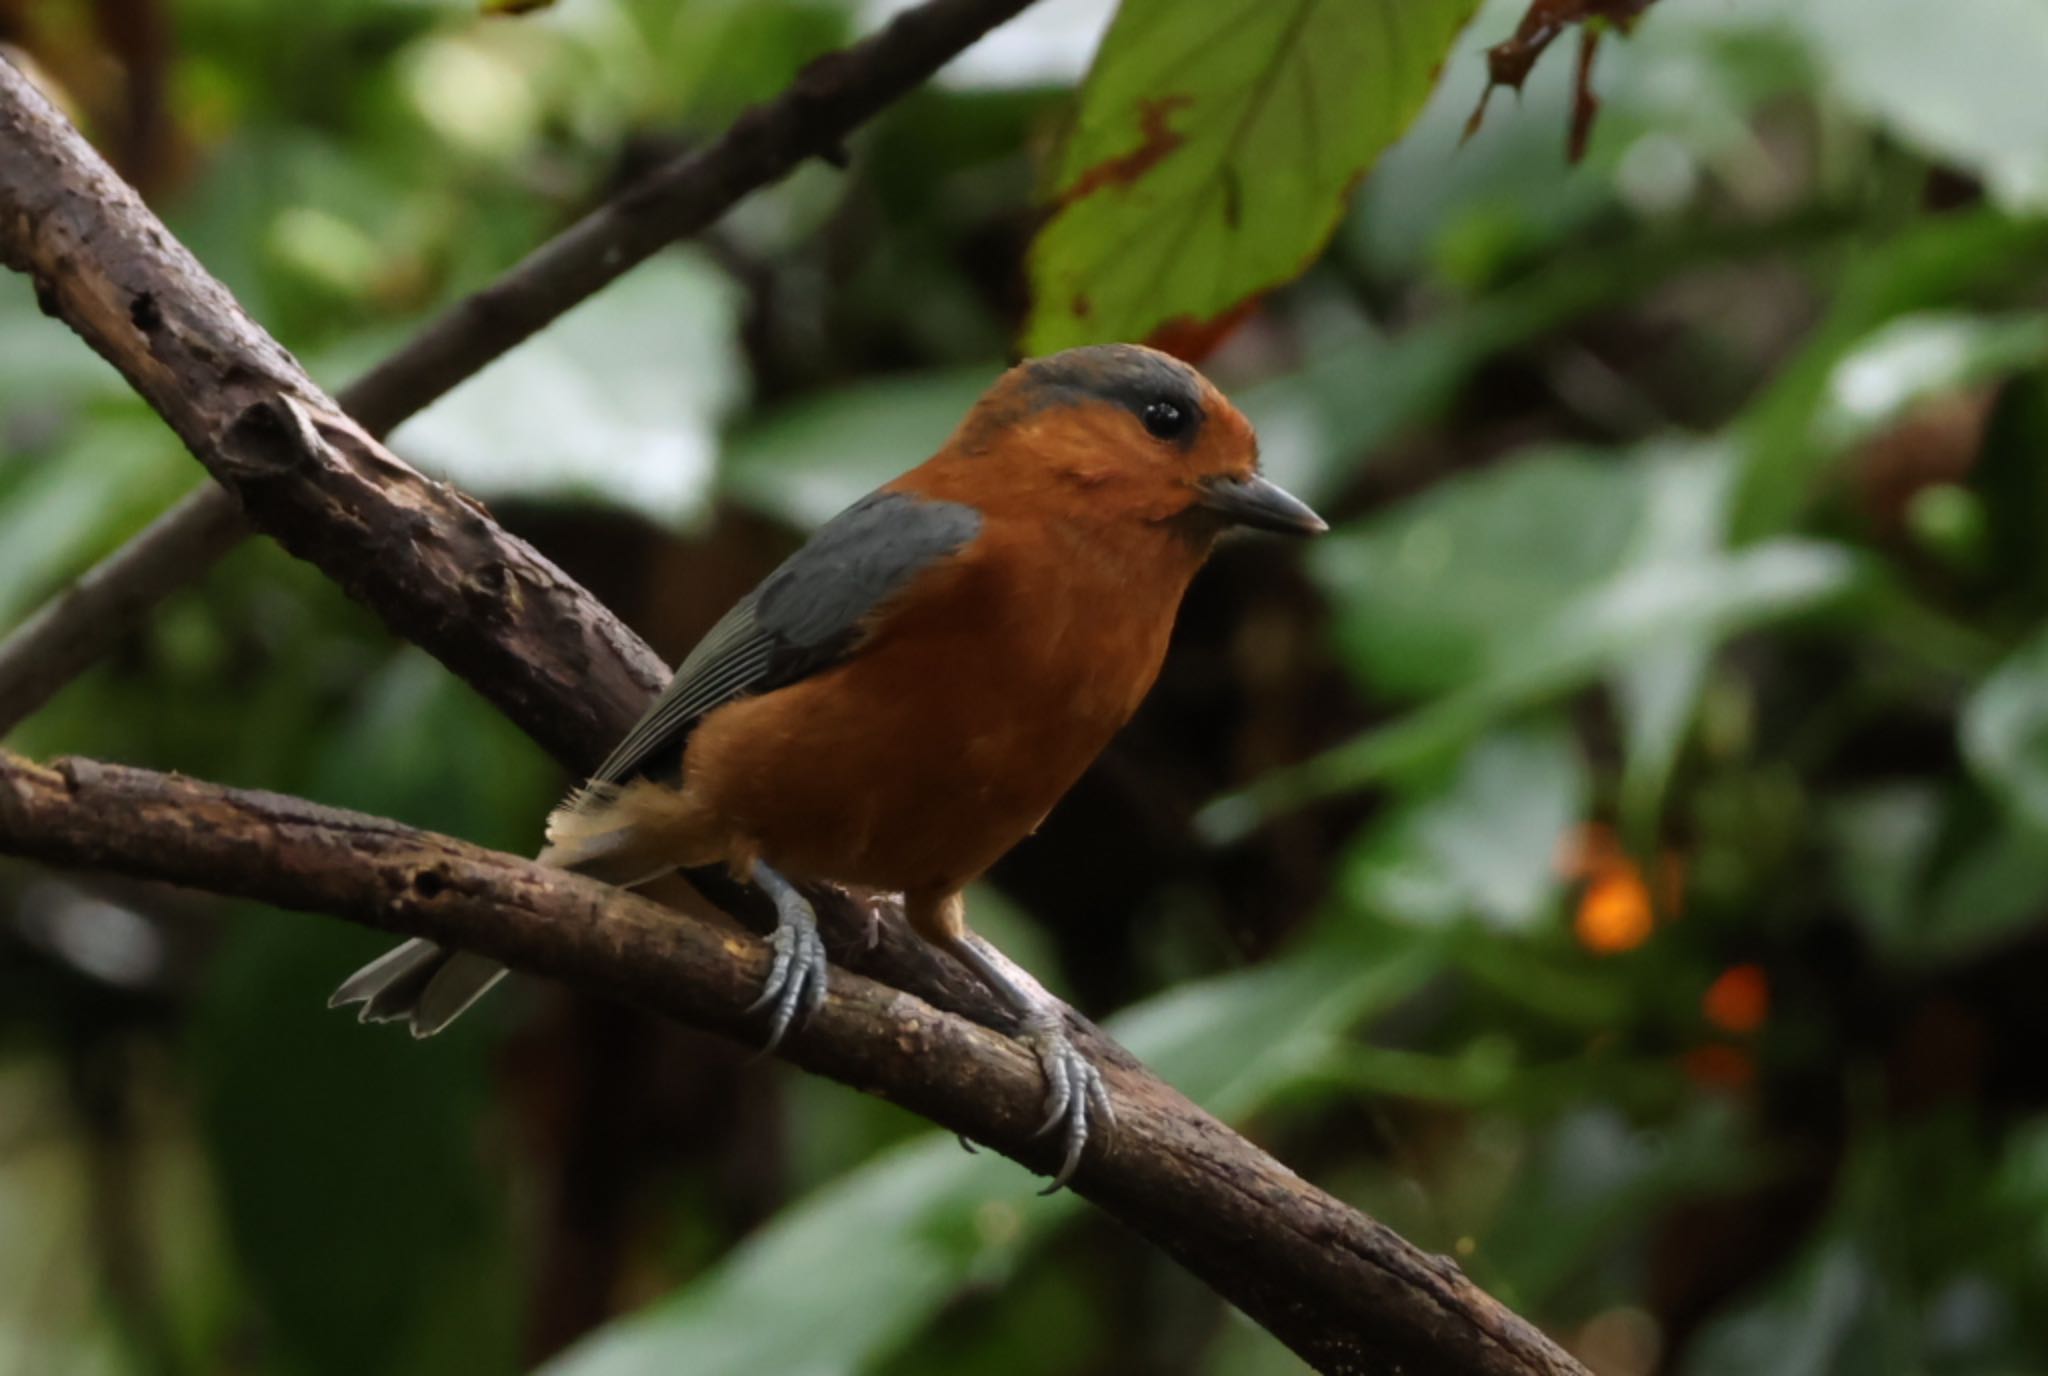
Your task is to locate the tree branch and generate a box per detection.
[0,0,1036,730]
[0,42,1591,1376]
[0,750,1586,1376]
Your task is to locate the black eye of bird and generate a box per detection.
[1141,400,1188,440]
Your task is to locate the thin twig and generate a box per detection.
[0,0,1036,730]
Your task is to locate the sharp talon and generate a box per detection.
[805,951,831,1018]
[937,932,1111,1194]
[742,872,829,1053]
[1033,1054,1073,1139]
[744,925,795,1016]
[956,1133,978,1155]
[1018,1015,1110,1193]
[1088,1072,1117,1151]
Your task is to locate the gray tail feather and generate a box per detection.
[329,844,671,1036]
[328,937,508,1038]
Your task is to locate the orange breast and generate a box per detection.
[678,510,1203,895]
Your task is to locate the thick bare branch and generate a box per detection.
[0,750,1587,1376]
[0,0,1035,729]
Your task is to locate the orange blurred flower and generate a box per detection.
[1560,824,1685,955]
[1701,963,1770,1035]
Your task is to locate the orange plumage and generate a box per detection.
[332,343,1324,1189]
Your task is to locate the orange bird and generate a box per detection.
[332,343,1324,1187]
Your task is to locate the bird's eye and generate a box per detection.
[1141,400,1188,440]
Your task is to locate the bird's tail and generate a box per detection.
[328,938,507,1038]
[329,791,676,1036]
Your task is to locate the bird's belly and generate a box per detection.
[679,629,1151,893]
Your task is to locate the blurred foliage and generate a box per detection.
[6,0,2048,1373]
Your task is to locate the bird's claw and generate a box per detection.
[1019,1012,1114,1193]
[745,904,829,1052]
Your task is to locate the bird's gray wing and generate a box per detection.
[570,489,982,798]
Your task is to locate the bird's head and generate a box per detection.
[952,343,1326,539]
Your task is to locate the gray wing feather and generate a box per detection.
[574,490,980,794]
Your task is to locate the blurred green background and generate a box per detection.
[6,0,2048,1371]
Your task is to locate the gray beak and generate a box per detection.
[1197,474,1328,536]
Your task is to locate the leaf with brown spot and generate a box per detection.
[1143,297,1260,364]
[1058,94,1192,206]
[1026,0,1482,355]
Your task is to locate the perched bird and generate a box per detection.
[332,343,1324,1187]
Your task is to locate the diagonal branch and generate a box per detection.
[0,0,1037,731]
[0,750,1587,1376]
[0,41,1590,1376]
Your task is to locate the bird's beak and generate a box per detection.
[1196,474,1328,536]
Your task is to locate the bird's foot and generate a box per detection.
[1018,1008,1114,1194]
[744,866,830,1052]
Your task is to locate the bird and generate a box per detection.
[330,342,1325,1188]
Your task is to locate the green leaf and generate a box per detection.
[1310,450,1649,700]
[194,918,517,1376]
[1343,721,1587,933]
[1813,311,2048,453]
[1475,1104,1748,1312]
[1923,816,2048,957]
[541,942,1430,1376]
[1732,213,2048,540]
[720,368,994,530]
[1792,0,2048,215]
[308,648,560,850]
[1824,785,1943,956]
[0,410,199,628]
[1963,624,2048,835]
[0,279,129,415]
[1609,448,1740,837]
[1024,0,1480,353]
[1684,1236,1891,1375]
[391,255,745,528]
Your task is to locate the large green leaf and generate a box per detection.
[391,255,745,528]
[1309,450,1649,701]
[1343,721,1587,934]
[1790,0,2048,215]
[1024,0,1480,353]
